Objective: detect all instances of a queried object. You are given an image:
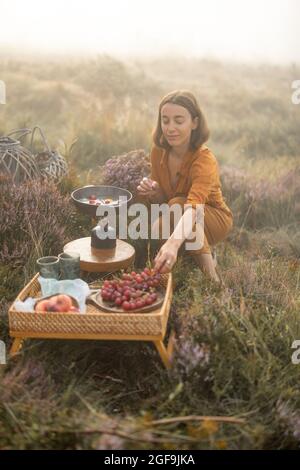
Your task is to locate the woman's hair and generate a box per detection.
[152,89,210,151]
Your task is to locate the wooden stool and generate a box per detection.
[63,237,135,273]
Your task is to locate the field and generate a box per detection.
[0,54,300,449]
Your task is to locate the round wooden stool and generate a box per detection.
[63,237,135,273]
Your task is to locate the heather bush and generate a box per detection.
[101,149,150,197]
[0,176,84,300]
[220,165,300,229]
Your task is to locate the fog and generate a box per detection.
[0,0,299,63]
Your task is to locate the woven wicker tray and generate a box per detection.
[9,272,173,338]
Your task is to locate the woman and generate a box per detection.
[137,90,233,283]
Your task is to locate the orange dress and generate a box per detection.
[148,144,233,255]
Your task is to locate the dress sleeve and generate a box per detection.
[186,149,216,208]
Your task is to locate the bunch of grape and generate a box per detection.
[100,268,162,311]
[102,149,150,196]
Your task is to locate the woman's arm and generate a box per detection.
[154,205,203,272]
[137,177,166,203]
[169,206,198,249]
[148,185,167,204]
[137,146,167,204]
[154,149,216,272]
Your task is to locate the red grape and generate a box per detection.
[145,296,153,305]
[101,265,163,312]
[122,301,131,311]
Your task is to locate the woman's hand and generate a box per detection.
[137,177,160,197]
[153,240,179,273]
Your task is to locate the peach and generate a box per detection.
[69,306,80,313]
[35,294,74,313]
[35,299,49,312]
[54,294,73,312]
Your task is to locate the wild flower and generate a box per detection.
[277,401,300,443]
[174,338,210,377]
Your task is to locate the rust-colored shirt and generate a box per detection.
[149,144,233,217]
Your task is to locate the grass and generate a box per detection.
[0,55,300,450]
[1,245,299,450]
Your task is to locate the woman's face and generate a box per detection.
[161,103,198,149]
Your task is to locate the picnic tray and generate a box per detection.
[8,272,175,368]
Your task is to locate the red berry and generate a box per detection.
[122,301,131,311]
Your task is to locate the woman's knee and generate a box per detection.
[168,196,186,207]
[203,209,233,246]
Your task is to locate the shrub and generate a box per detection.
[101,149,150,197]
[220,165,300,230]
[0,176,76,300]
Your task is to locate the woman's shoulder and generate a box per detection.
[150,144,164,155]
[193,144,217,165]
[150,144,164,165]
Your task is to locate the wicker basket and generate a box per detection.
[9,273,173,338]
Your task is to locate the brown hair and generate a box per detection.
[152,89,210,151]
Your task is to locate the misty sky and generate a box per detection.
[0,0,299,63]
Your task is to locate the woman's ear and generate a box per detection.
[192,116,199,130]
